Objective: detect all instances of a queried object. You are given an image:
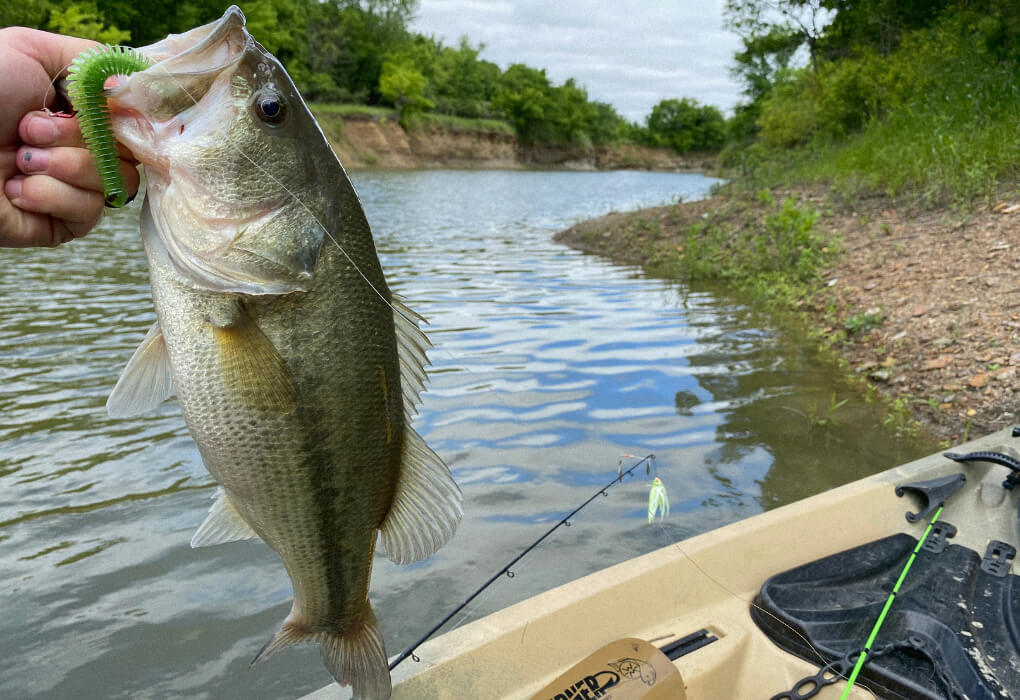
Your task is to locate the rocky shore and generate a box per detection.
[556,187,1020,444]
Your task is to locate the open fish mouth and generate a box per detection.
[134,6,249,77]
[105,6,252,123]
[103,5,321,297]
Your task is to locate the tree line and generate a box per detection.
[2,0,726,153]
[7,0,1013,184]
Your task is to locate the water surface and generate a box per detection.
[0,170,933,699]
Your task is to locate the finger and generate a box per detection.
[20,111,83,148]
[0,184,79,248]
[5,173,104,234]
[20,111,139,162]
[12,28,100,90]
[17,145,141,197]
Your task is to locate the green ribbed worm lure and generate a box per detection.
[66,45,151,207]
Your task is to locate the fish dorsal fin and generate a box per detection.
[393,296,431,420]
[379,427,462,565]
[191,487,260,548]
[107,321,174,418]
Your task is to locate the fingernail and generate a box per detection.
[20,148,49,173]
[25,115,60,146]
[4,176,24,200]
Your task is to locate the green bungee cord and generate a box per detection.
[66,45,151,207]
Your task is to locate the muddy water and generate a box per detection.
[0,170,934,699]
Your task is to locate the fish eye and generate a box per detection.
[253,90,286,126]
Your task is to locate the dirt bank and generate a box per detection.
[312,111,709,171]
[556,188,1020,444]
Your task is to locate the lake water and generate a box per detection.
[0,170,934,699]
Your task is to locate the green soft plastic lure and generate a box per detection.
[66,45,151,207]
[648,476,669,524]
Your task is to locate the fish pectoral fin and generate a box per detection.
[379,427,463,565]
[253,606,391,699]
[212,307,297,415]
[107,321,175,418]
[190,487,260,547]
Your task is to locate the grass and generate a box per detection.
[415,112,515,135]
[308,103,516,136]
[308,103,397,119]
[763,86,1020,206]
[641,191,838,310]
[729,13,1020,207]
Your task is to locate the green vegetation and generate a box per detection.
[676,194,836,304]
[723,0,1019,204]
[6,0,1015,199]
[4,0,716,153]
[644,98,725,153]
[568,192,840,308]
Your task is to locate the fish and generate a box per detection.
[101,7,462,698]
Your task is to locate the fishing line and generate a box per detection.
[60,43,402,316]
[651,520,834,671]
[388,453,656,671]
[59,43,553,422]
[123,52,519,423]
[57,37,844,692]
[440,462,619,634]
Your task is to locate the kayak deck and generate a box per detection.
[301,427,1019,699]
[756,530,1020,698]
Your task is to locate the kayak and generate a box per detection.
[303,426,1020,699]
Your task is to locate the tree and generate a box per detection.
[48,1,131,44]
[493,64,553,142]
[725,0,833,73]
[646,98,726,153]
[379,57,433,124]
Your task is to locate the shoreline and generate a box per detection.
[555,186,1019,444]
[311,109,715,172]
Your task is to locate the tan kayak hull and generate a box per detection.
[302,427,1017,699]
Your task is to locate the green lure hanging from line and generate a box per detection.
[65,45,152,207]
[648,477,669,524]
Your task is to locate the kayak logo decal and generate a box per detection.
[609,656,657,686]
[544,669,619,699]
[542,655,658,699]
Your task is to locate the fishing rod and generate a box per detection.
[389,452,658,671]
[838,504,944,699]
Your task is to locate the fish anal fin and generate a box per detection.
[253,606,391,699]
[251,618,314,666]
[107,321,174,418]
[379,428,462,565]
[212,308,297,415]
[190,488,260,548]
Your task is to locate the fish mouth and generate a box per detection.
[134,5,248,68]
[105,6,251,128]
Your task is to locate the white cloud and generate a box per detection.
[411,0,744,122]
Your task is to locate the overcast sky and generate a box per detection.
[410,0,745,124]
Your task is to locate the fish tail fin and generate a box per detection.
[252,606,391,699]
[320,605,391,700]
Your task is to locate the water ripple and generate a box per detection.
[0,171,934,700]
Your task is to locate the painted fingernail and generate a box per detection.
[25,115,60,145]
[20,149,49,173]
[4,176,24,200]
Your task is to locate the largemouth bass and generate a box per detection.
[101,7,461,698]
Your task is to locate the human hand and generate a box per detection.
[1,27,140,247]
